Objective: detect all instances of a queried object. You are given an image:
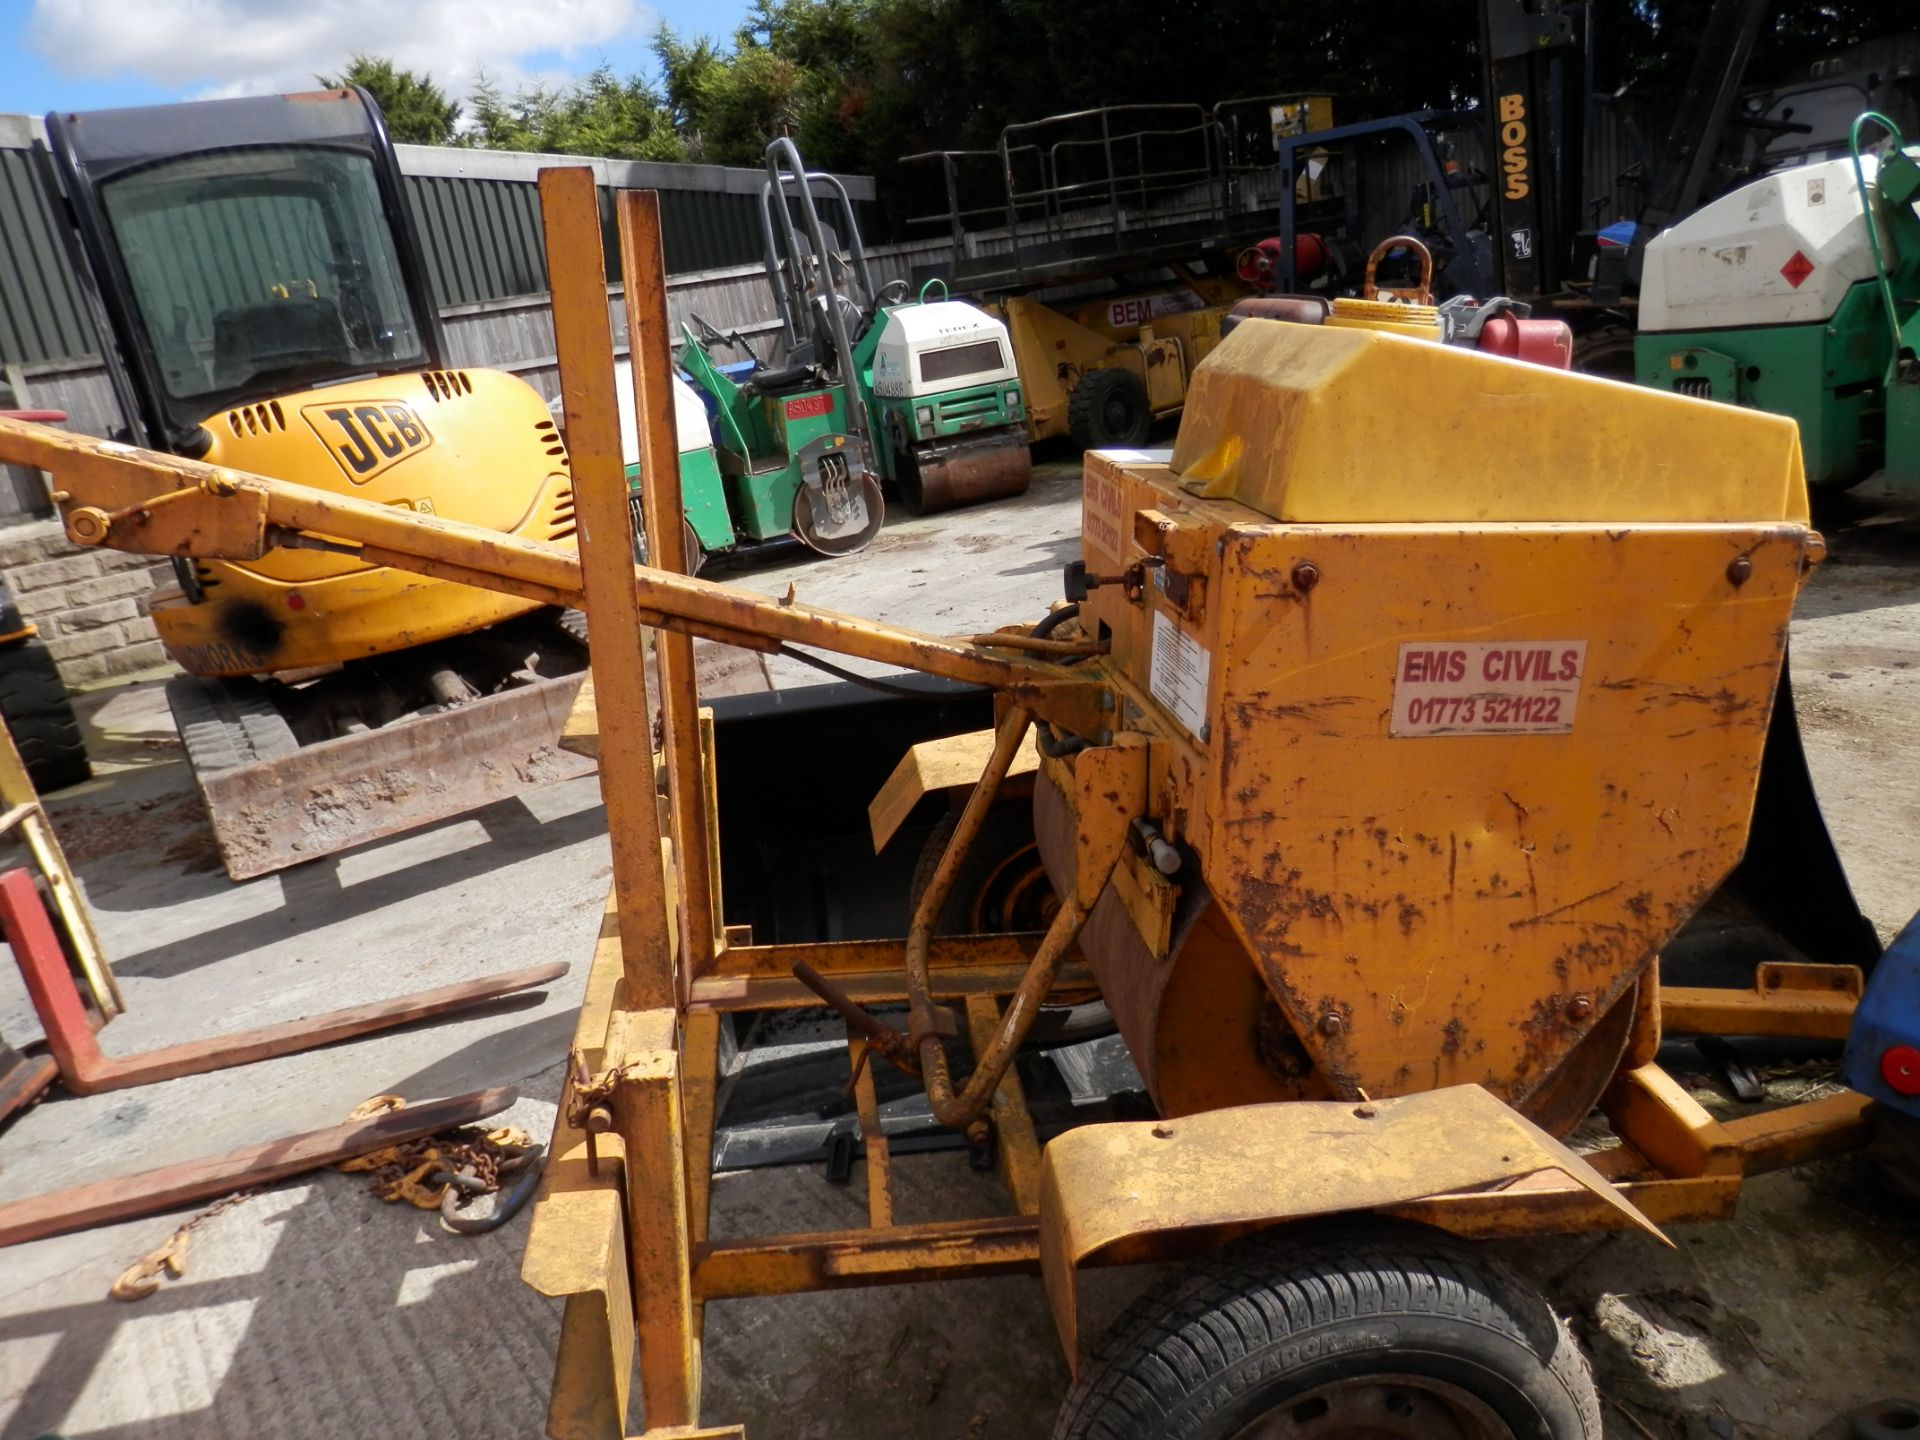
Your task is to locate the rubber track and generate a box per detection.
[169,676,299,775]
[1053,1224,1600,1440]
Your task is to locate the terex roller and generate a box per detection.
[1636,111,1920,491]
[40,89,591,879]
[0,178,1889,1437]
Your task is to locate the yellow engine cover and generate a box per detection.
[1170,318,1808,525]
[154,368,576,676]
[1077,318,1814,1118]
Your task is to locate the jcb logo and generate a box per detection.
[1499,93,1531,201]
[303,402,433,483]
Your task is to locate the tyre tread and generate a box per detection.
[169,676,299,775]
[1067,367,1152,451]
[0,640,90,792]
[1053,1225,1600,1440]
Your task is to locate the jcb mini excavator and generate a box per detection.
[41,89,590,879]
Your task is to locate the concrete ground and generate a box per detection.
[1,453,1918,1440]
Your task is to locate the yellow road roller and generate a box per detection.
[0,173,1884,1440]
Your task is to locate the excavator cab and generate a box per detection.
[45,90,442,458]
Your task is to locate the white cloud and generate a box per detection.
[27,0,655,103]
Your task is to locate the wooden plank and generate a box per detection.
[0,1087,517,1247]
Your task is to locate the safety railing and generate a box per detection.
[899,97,1327,281]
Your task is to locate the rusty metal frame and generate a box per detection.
[535,874,1874,1438]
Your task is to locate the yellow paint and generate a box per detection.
[1171,318,1809,524]
[1078,314,1818,1117]
[991,272,1250,443]
[0,195,1866,1440]
[867,729,1039,852]
[1081,442,1814,1114]
[156,367,573,676]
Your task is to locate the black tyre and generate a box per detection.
[911,803,1115,1048]
[0,639,90,793]
[1870,1109,1920,1205]
[168,675,299,776]
[1069,368,1153,450]
[1056,1222,1601,1440]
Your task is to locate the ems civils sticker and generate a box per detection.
[1391,640,1586,737]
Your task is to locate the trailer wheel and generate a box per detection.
[1069,368,1152,450]
[0,640,90,793]
[1570,324,1635,381]
[1055,1223,1601,1440]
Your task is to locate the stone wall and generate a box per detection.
[0,519,174,687]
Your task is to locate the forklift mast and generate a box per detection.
[1277,0,1773,308]
[1479,0,1591,298]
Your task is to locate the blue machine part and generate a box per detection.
[1842,911,1920,1117]
[677,361,759,432]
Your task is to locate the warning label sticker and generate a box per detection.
[1390,640,1587,737]
[1150,610,1211,738]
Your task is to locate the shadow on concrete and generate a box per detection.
[0,1178,560,1440]
[1002,535,1081,578]
[100,795,608,980]
[375,1009,580,1105]
[1803,488,1920,620]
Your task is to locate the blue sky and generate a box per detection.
[0,0,736,119]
